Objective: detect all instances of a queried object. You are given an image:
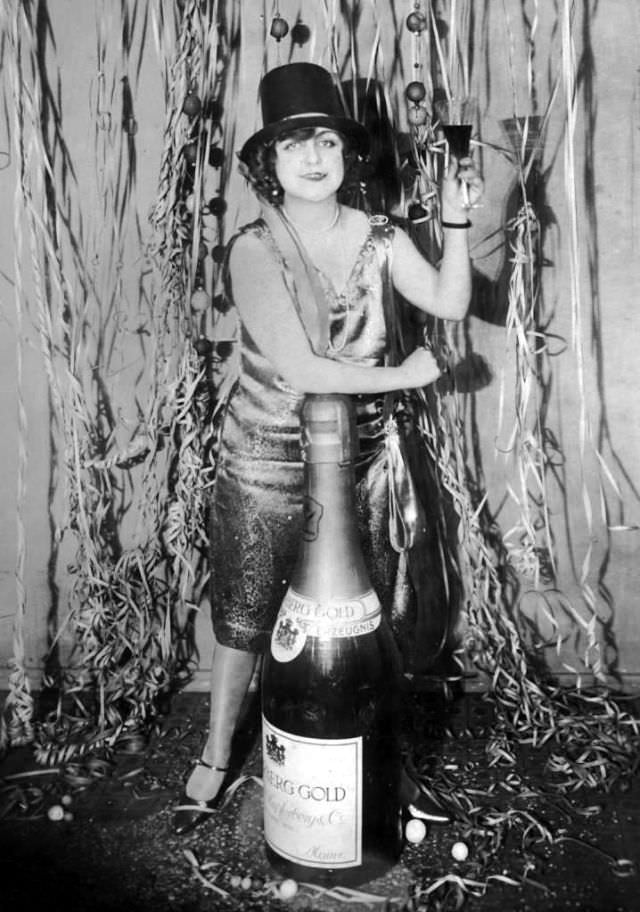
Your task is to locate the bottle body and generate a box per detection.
[261,394,403,886]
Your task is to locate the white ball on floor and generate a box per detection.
[278,878,298,900]
[47,804,64,821]
[451,840,469,861]
[405,818,427,844]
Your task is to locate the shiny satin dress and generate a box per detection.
[210,216,406,653]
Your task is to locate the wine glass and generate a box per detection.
[434,96,478,208]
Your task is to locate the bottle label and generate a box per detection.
[262,717,362,868]
[270,588,381,663]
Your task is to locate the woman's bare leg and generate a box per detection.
[185,639,258,801]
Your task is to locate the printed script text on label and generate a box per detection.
[262,717,362,868]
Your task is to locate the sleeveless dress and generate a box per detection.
[209,215,408,654]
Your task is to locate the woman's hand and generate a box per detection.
[441,155,484,217]
[398,346,442,389]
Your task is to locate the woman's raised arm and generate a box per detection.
[391,156,482,321]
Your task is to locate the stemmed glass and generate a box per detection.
[434,96,478,209]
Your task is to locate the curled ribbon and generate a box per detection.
[385,416,424,553]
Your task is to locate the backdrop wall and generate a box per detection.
[1,0,639,707]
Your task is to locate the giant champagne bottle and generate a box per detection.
[261,394,403,887]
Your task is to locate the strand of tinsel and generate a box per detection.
[0,1,35,751]
[149,0,226,621]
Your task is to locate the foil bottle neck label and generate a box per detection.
[271,588,382,663]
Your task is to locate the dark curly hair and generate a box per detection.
[239,126,366,206]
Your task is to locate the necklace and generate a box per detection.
[282,204,341,235]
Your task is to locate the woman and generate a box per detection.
[173,62,483,834]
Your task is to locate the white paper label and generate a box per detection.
[262,717,362,868]
[270,588,381,662]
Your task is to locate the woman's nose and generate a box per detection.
[303,140,321,163]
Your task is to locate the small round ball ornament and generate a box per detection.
[190,287,211,313]
[208,196,227,218]
[211,243,226,264]
[291,22,311,46]
[270,15,289,41]
[208,145,224,168]
[406,81,427,103]
[451,840,469,862]
[193,336,213,357]
[405,818,427,844]
[183,141,198,165]
[406,10,427,33]
[182,92,202,118]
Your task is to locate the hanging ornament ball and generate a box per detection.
[408,105,428,127]
[270,15,290,41]
[197,240,208,260]
[208,196,227,218]
[451,841,470,862]
[193,336,213,357]
[406,10,427,33]
[182,92,202,118]
[215,339,234,359]
[291,22,311,46]
[47,805,65,822]
[405,818,427,844]
[184,193,196,214]
[208,145,224,168]
[408,201,430,224]
[183,141,198,165]
[406,81,427,103]
[190,287,211,313]
[211,243,227,264]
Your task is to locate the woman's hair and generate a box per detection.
[240,126,364,206]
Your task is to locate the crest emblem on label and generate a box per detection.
[271,614,306,662]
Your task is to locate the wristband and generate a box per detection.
[441,219,472,229]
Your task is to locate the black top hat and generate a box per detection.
[239,63,370,163]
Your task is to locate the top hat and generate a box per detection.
[239,63,370,163]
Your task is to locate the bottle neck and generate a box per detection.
[290,460,372,601]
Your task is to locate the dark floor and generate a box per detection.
[1,685,639,912]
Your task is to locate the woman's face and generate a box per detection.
[274,128,345,204]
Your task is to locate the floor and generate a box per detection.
[1,685,639,912]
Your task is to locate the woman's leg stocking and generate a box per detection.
[186,641,257,801]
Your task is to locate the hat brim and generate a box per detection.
[239,114,369,163]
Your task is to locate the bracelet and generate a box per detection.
[441,219,472,229]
